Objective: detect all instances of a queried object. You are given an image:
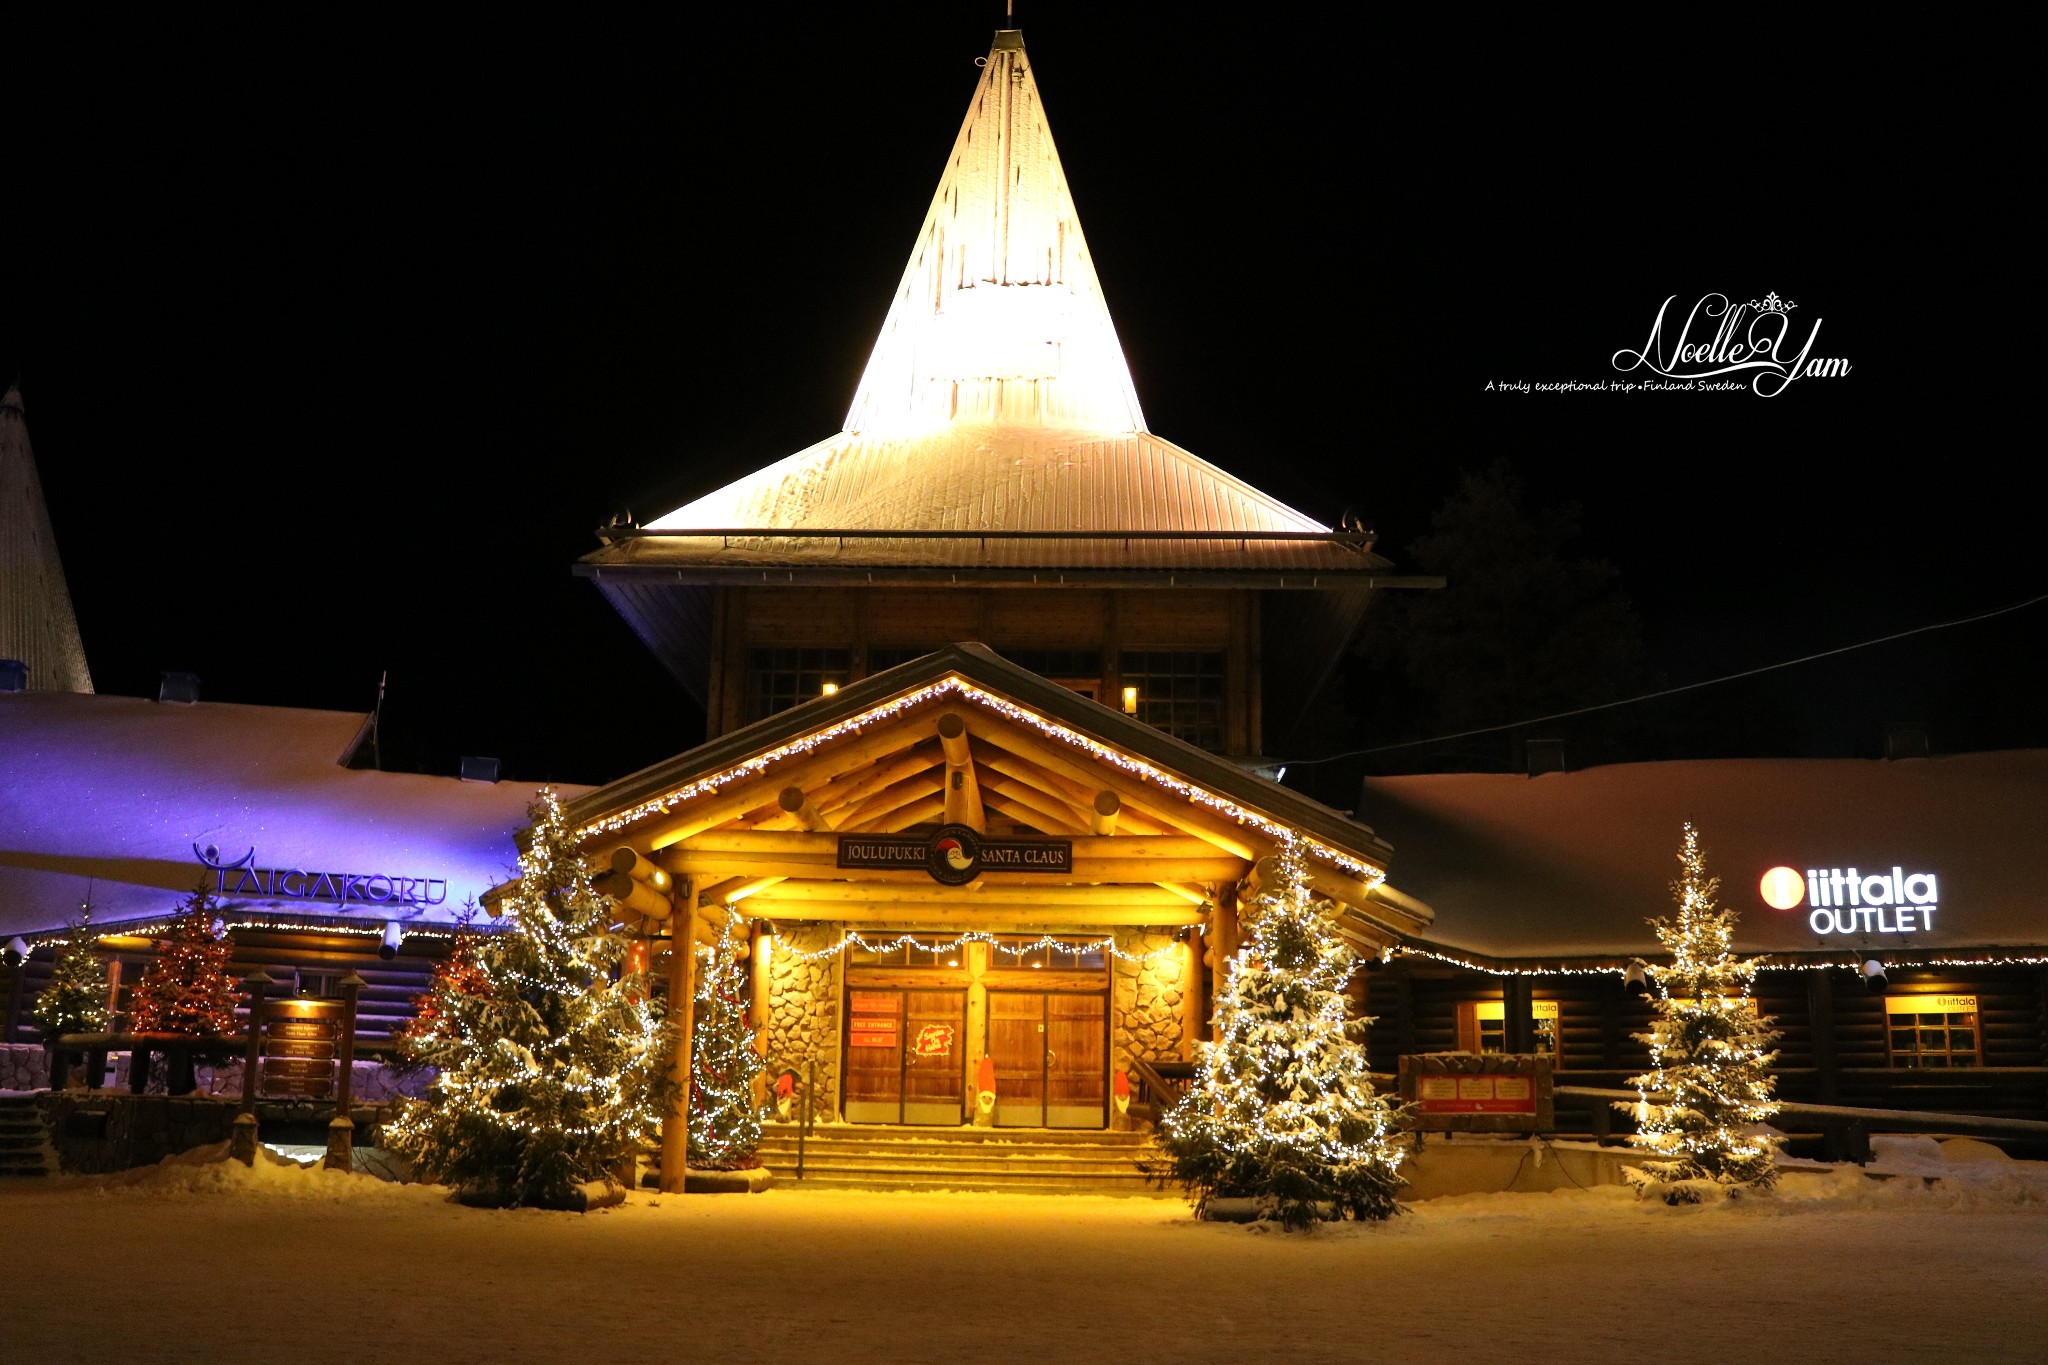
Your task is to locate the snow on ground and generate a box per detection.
[5,1145,2047,1365]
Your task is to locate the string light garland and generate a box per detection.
[1386,943,2048,977]
[1625,823,1782,1202]
[767,927,1181,966]
[571,676,1388,884]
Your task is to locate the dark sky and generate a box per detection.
[4,7,2037,789]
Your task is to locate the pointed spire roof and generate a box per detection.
[623,29,1351,549]
[845,28,1145,436]
[0,383,94,693]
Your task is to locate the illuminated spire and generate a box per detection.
[843,28,1146,435]
[0,382,93,693]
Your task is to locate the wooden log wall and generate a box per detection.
[1361,961,2048,1124]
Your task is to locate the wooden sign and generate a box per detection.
[837,825,1072,885]
[262,1004,341,1099]
[1399,1052,1554,1133]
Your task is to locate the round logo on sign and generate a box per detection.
[1758,865,1806,911]
[927,824,981,885]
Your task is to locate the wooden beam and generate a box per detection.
[746,903,1203,929]
[609,846,673,896]
[833,774,945,832]
[964,714,1260,859]
[656,850,1249,884]
[937,712,985,833]
[982,790,1085,838]
[1090,789,1119,836]
[810,742,943,822]
[737,880,1192,906]
[871,793,950,833]
[598,871,672,922]
[637,724,932,849]
[976,771,1087,834]
[778,786,834,832]
[973,747,1176,837]
[669,832,1221,861]
[659,879,698,1194]
[698,875,784,906]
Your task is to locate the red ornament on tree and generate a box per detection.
[129,888,240,1037]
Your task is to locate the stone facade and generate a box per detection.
[1111,928,1191,1076]
[762,922,843,1121]
[0,1042,49,1090]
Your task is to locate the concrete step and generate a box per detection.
[755,1123,1164,1194]
[772,1173,1174,1197]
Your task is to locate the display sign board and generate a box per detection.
[195,843,449,908]
[1399,1053,1555,1133]
[837,825,1072,885]
[262,1006,340,1099]
[1757,863,1939,937]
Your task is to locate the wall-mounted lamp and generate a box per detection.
[1121,685,1138,715]
[1624,960,1650,997]
[821,682,839,697]
[1861,959,1889,994]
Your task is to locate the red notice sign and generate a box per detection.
[1417,1073,1538,1116]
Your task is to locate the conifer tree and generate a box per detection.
[34,933,110,1040]
[688,918,764,1169]
[129,888,239,1036]
[1157,838,1407,1228]
[398,906,489,1059]
[385,790,677,1209]
[1624,822,1782,1200]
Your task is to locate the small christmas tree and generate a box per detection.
[688,918,764,1169]
[1624,822,1782,1200]
[385,790,677,1209]
[129,888,239,1036]
[1157,838,1407,1229]
[34,933,111,1040]
[398,904,490,1061]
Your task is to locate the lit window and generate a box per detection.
[744,648,851,722]
[993,935,1107,970]
[1460,999,1561,1059]
[1885,994,1979,1069]
[1118,650,1226,751]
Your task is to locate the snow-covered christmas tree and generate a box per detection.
[385,790,677,1209]
[688,918,764,1169]
[1157,838,1407,1228]
[1624,821,1782,1200]
[34,932,110,1041]
[129,889,239,1036]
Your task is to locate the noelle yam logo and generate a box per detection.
[1486,291,1850,397]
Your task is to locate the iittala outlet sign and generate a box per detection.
[1758,863,1940,937]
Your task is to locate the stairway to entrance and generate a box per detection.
[756,1123,1170,1196]
[0,1095,54,1178]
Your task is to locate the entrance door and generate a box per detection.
[844,988,966,1125]
[987,991,1107,1129]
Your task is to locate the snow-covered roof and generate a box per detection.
[0,691,587,939]
[1355,752,2048,960]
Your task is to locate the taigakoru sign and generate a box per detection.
[1760,864,1938,937]
[194,844,449,907]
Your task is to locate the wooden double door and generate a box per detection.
[987,991,1108,1129]
[844,988,967,1125]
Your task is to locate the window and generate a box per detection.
[1886,994,1980,1068]
[1459,999,1560,1059]
[998,648,1103,679]
[866,646,927,674]
[1118,650,1226,751]
[743,648,851,722]
[846,942,960,969]
[992,935,1107,970]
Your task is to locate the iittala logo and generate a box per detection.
[1758,864,1938,937]
[1611,292,1851,396]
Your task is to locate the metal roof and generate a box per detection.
[0,384,93,694]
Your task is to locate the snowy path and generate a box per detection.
[5,1156,2046,1364]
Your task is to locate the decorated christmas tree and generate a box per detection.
[688,918,765,1169]
[385,790,677,1209]
[398,904,490,1060]
[34,933,110,1041]
[1157,838,1407,1228]
[129,888,239,1036]
[1624,822,1782,1200]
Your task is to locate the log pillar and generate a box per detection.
[1179,938,1205,1058]
[963,939,990,1109]
[1809,965,1841,1106]
[325,971,365,1172]
[1502,976,1535,1055]
[659,878,700,1194]
[233,969,272,1166]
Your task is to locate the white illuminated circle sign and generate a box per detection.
[1758,866,1806,911]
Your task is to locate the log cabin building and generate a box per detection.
[5,27,2045,1159]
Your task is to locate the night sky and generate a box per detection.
[5,8,2035,791]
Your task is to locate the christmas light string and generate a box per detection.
[766,927,1182,966]
[571,676,1388,883]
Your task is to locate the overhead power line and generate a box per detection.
[1285,589,2048,768]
